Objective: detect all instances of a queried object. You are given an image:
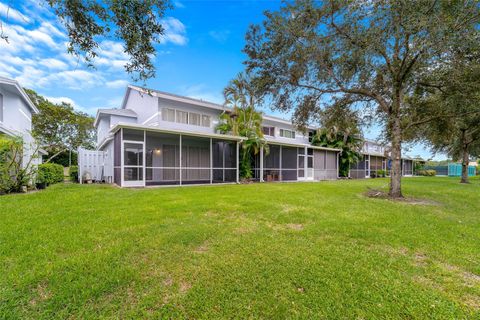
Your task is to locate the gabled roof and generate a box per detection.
[0,76,39,114]
[122,85,228,112]
[94,108,138,127]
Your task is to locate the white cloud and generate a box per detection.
[106,96,124,108]
[105,79,129,89]
[160,17,188,45]
[0,2,31,24]
[44,96,77,107]
[181,84,223,104]
[39,58,68,70]
[45,70,105,90]
[209,30,231,43]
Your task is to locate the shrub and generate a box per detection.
[37,163,64,186]
[0,136,37,194]
[377,169,386,177]
[417,169,436,176]
[69,165,79,182]
[370,171,377,178]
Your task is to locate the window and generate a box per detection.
[162,107,211,128]
[189,112,201,126]
[202,115,211,127]
[262,126,275,136]
[162,108,175,122]
[279,129,295,139]
[0,93,3,122]
[176,110,188,124]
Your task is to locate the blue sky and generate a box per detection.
[0,0,438,159]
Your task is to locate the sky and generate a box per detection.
[0,0,439,160]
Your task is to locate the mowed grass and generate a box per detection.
[1,177,479,319]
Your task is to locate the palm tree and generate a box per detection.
[216,73,268,179]
[312,127,363,177]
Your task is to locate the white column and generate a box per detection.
[236,140,239,183]
[120,128,124,187]
[260,146,264,182]
[143,130,146,187]
[336,151,340,178]
[304,146,307,180]
[279,145,283,181]
[210,138,213,184]
[179,134,182,185]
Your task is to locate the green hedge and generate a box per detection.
[69,166,79,182]
[417,169,436,176]
[37,163,64,186]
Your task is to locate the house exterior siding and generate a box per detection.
[0,77,40,167]
[94,85,341,187]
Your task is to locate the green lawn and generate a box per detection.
[1,177,479,319]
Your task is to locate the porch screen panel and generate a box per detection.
[145,131,180,185]
[281,146,297,181]
[403,160,413,175]
[263,145,280,181]
[181,136,210,184]
[123,128,144,142]
[113,130,121,184]
[212,139,237,183]
[313,150,326,180]
[349,155,366,179]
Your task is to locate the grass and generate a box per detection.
[1,177,479,319]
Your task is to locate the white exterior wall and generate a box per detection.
[96,117,110,145]
[0,86,33,136]
[0,85,38,167]
[123,89,159,124]
[96,114,137,148]
[362,141,386,155]
[262,118,310,145]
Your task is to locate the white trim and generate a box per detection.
[18,108,31,122]
[260,146,264,182]
[179,134,182,185]
[0,76,38,114]
[236,141,239,183]
[142,112,159,125]
[111,122,245,142]
[210,138,213,184]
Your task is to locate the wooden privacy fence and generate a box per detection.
[77,148,113,184]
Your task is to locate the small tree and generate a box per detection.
[26,89,95,164]
[216,73,268,179]
[0,136,39,194]
[410,41,480,183]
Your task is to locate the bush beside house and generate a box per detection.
[417,169,437,176]
[36,163,64,188]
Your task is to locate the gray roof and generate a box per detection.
[94,108,138,127]
[0,76,39,114]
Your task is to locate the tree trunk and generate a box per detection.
[389,87,403,199]
[389,115,403,198]
[460,145,469,184]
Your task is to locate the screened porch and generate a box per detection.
[113,127,240,187]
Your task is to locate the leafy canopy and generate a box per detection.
[1,1,171,81]
[243,0,480,197]
[26,89,95,162]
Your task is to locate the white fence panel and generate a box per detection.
[78,148,113,184]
